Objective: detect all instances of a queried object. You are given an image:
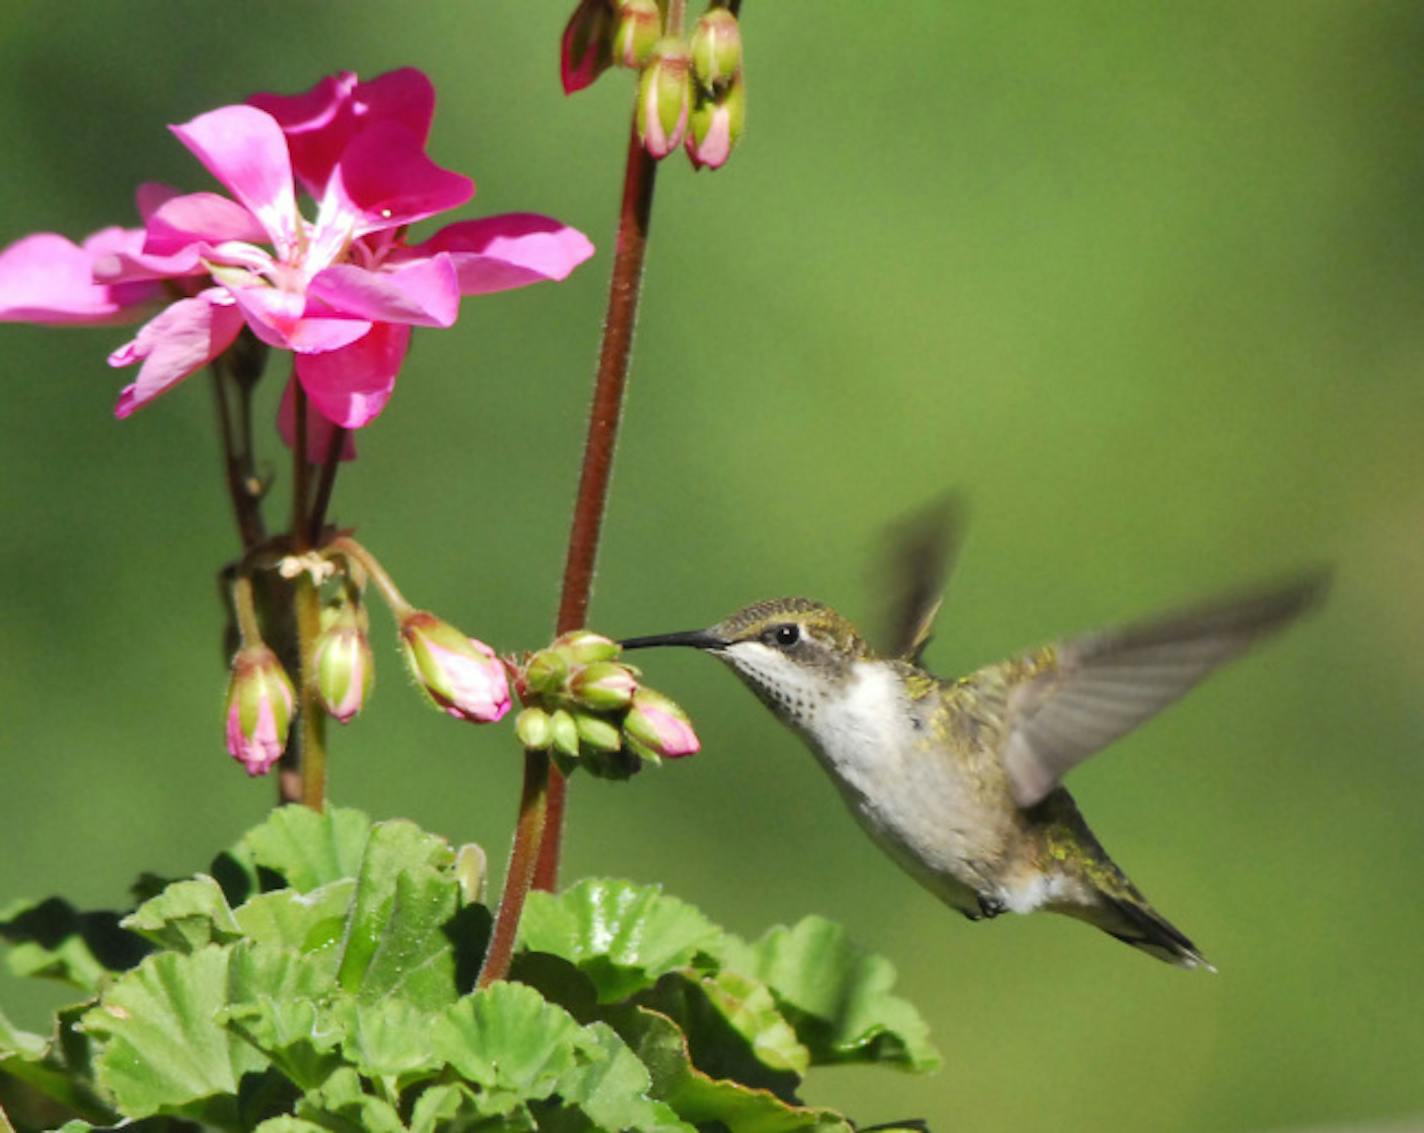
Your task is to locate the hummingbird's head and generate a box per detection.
[622,598,871,728]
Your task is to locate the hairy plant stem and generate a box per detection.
[289,385,328,810]
[326,535,413,617]
[309,426,348,545]
[479,127,661,988]
[211,361,266,550]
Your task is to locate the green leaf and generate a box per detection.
[724,917,940,1072]
[519,879,724,1002]
[220,942,342,1091]
[0,898,149,994]
[328,996,441,1085]
[80,945,268,1123]
[432,982,587,1115]
[239,807,372,894]
[0,1004,114,1125]
[253,1119,330,1133]
[233,880,355,954]
[555,1021,694,1133]
[611,1006,851,1133]
[122,877,241,953]
[334,820,464,1009]
[0,1006,47,1062]
[294,1066,404,1133]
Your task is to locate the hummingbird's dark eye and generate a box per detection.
[772,623,800,648]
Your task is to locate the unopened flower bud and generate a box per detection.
[313,607,373,724]
[690,7,742,92]
[516,706,554,750]
[523,648,569,695]
[552,629,621,666]
[687,73,746,171]
[399,612,511,724]
[550,709,581,759]
[561,0,615,94]
[623,687,700,758]
[224,645,296,777]
[613,0,661,68]
[637,38,693,159]
[569,661,637,711]
[574,710,623,753]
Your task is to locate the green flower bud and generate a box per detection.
[569,660,637,711]
[516,706,554,750]
[574,710,623,753]
[613,0,661,68]
[524,648,569,695]
[637,37,693,159]
[550,709,581,759]
[690,7,742,92]
[686,72,746,171]
[552,629,621,666]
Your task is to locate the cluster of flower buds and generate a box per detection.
[513,630,699,779]
[561,0,746,170]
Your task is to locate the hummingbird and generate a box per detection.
[622,503,1327,969]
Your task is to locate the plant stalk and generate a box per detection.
[289,384,328,810]
[479,125,661,987]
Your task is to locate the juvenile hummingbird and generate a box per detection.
[622,504,1327,968]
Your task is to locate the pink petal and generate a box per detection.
[401,214,594,295]
[171,105,300,257]
[0,231,162,325]
[307,255,459,327]
[351,68,436,145]
[135,182,183,222]
[143,191,267,254]
[228,285,372,353]
[295,321,411,429]
[278,374,359,462]
[110,292,244,417]
[327,120,473,235]
[248,71,357,195]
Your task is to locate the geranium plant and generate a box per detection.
[0,4,939,1131]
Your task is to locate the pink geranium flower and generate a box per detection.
[0,68,595,454]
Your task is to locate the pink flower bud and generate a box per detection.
[613,0,661,68]
[569,661,638,711]
[399,612,511,724]
[313,612,373,724]
[561,0,615,94]
[686,74,746,171]
[623,687,700,759]
[223,645,296,776]
[636,38,693,158]
[690,7,742,92]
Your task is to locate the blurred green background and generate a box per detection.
[3,3,1422,1130]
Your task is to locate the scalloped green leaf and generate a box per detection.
[725,917,940,1072]
[220,942,343,1090]
[253,1118,330,1133]
[0,898,149,994]
[432,982,585,1114]
[233,879,355,954]
[80,945,267,1123]
[519,879,724,1002]
[294,1066,405,1133]
[611,1005,851,1133]
[555,1020,694,1133]
[334,819,464,1009]
[240,806,372,894]
[0,1004,114,1125]
[122,877,241,953]
[329,996,442,1085]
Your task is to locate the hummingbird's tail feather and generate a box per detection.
[1090,895,1214,971]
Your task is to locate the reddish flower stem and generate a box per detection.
[289,384,328,810]
[478,127,661,988]
[210,361,266,550]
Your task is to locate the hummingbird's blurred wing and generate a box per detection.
[998,573,1329,809]
[875,495,967,663]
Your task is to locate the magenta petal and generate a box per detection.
[404,214,595,295]
[307,256,459,327]
[171,105,300,256]
[228,286,372,353]
[278,374,359,462]
[330,120,473,234]
[0,232,160,324]
[295,321,411,428]
[352,69,436,144]
[135,182,183,222]
[111,293,244,417]
[144,191,267,254]
[249,72,357,195]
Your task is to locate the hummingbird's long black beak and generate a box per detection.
[619,629,727,651]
